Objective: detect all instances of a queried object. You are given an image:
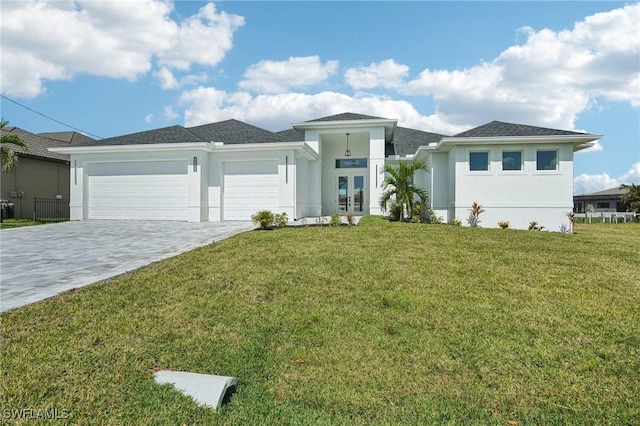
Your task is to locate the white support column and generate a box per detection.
[187,152,207,222]
[369,127,385,215]
[69,156,84,220]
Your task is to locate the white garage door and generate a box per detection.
[88,161,188,220]
[223,161,279,220]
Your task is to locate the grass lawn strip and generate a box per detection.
[1,218,638,424]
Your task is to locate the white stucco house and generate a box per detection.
[50,112,600,230]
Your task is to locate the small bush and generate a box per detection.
[498,220,510,229]
[346,211,355,226]
[388,202,403,222]
[428,208,443,224]
[453,218,462,226]
[467,201,485,227]
[411,204,424,223]
[274,212,289,228]
[528,221,545,231]
[330,212,342,227]
[251,210,275,230]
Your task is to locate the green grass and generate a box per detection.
[0,219,44,229]
[1,218,639,425]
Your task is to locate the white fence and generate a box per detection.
[575,212,638,223]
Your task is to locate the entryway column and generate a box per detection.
[369,127,385,215]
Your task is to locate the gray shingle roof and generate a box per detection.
[276,128,305,142]
[77,125,202,146]
[0,127,70,162]
[388,127,448,156]
[455,121,590,137]
[38,131,95,145]
[187,119,283,144]
[575,186,629,197]
[305,112,388,122]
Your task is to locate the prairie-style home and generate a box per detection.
[51,113,600,230]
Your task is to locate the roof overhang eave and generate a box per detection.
[436,134,602,151]
[49,142,212,155]
[210,141,320,160]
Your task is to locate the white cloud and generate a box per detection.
[157,3,244,70]
[620,162,640,183]
[344,59,410,90]
[179,87,456,133]
[154,67,208,90]
[238,56,338,94]
[402,3,639,131]
[163,105,179,120]
[144,113,154,123]
[573,162,640,194]
[0,1,243,98]
[154,67,179,90]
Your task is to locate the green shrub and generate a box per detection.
[274,212,289,228]
[251,210,275,230]
[528,220,545,231]
[330,212,342,227]
[428,208,443,224]
[388,201,403,222]
[498,220,510,229]
[411,204,423,223]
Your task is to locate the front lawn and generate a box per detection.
[1,218,639,424]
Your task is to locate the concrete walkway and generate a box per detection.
[0,220,255,312]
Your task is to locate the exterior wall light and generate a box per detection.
[345,133,351,157]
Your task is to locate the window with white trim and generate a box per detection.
[536,150,557,171]
[469,151,489,171]
[502,151,522,171]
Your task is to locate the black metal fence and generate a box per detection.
[34,198,70,222]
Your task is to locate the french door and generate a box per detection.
[337,174,366,214]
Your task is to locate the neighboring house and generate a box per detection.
[0,127,91,219]
[50,112,600,230]
[573,187,628,213]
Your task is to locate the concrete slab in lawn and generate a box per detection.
[154,370,238,409]
[0,220,255,312]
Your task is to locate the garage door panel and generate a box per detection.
[223,161,279,220]
[88,161,188,221]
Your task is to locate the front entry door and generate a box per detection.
[337,174,366,214]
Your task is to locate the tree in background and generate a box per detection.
[1,119,28,172]
[620,183,640,214]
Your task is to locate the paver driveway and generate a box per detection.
[0,220,255,312]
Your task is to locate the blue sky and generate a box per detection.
[1,1,638,194]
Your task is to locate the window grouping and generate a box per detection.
[469,149,558,172]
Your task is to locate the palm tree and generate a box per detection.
[1,119,28,172]
[379,160,429,221]
[620,183,640,214]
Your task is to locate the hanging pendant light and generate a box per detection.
[345,133,351,157]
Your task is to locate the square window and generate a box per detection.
[537,150,557,170]
[502,151,522,171]
[469,152,489,171]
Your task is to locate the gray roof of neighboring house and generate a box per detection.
[38,131,95,145]
[0,127,70,162]
[188,119,283,144]
[574,186,629,198]
[389,126,448,157]
[455,120,591,138]
[305,112,388,122]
